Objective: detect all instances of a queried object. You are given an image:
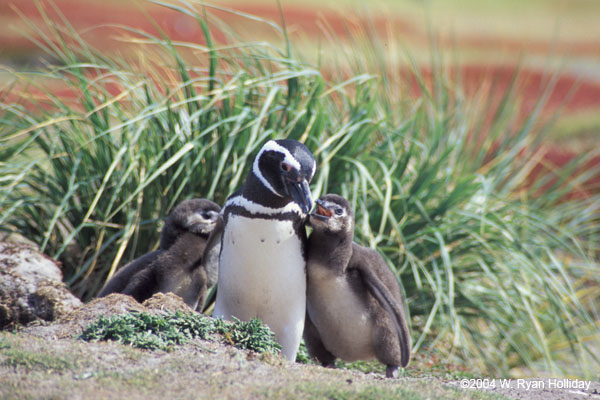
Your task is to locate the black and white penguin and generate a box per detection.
[303,194,411,378]
[206,139,316,361]
[98,198,221,311]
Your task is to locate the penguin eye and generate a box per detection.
[200,210,216,220]
[280,162,292,173]
[334,207,344,216]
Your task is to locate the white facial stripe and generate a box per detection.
[261,140,302,170]
[185,213,203,227]
[184,215,216,235]
[226,195,303,216]
[311,162,316,180]
[323,201,345,214]
[252,163,281,197]
[252,140,303,196]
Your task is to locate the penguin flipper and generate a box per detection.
[352,251,411,367]
[97,250,161,297]
[202,215,223,287]
[121,265,160,303]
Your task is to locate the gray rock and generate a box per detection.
[0,240,82,329]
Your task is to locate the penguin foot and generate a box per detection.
[321,361,336,369]
[386,365,399,378]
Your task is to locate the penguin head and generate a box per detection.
[160,198,221,249]
[252,139,316,214]
[308,194,354,237]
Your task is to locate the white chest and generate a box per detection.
[218,215,305,291]
[213,214,307,360]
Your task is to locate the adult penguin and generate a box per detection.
[206,139,316,361]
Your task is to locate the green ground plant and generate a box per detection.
[1,0,599,378]
[80,311,282,354]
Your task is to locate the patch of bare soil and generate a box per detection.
[0,294,598,400]
[0,332,479,400]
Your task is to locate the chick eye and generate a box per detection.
[335,207,344,216]
[200,210,216,219]
[280,162,292,172]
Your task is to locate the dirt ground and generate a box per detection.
[1,295,598,400]
[0,331,468,400]
[2,328,599,400]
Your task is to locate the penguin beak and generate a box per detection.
[315,199,333,217]
[310,198,332,221]
[284,173,313,214]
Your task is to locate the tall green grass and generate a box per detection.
[1,0,598,378]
